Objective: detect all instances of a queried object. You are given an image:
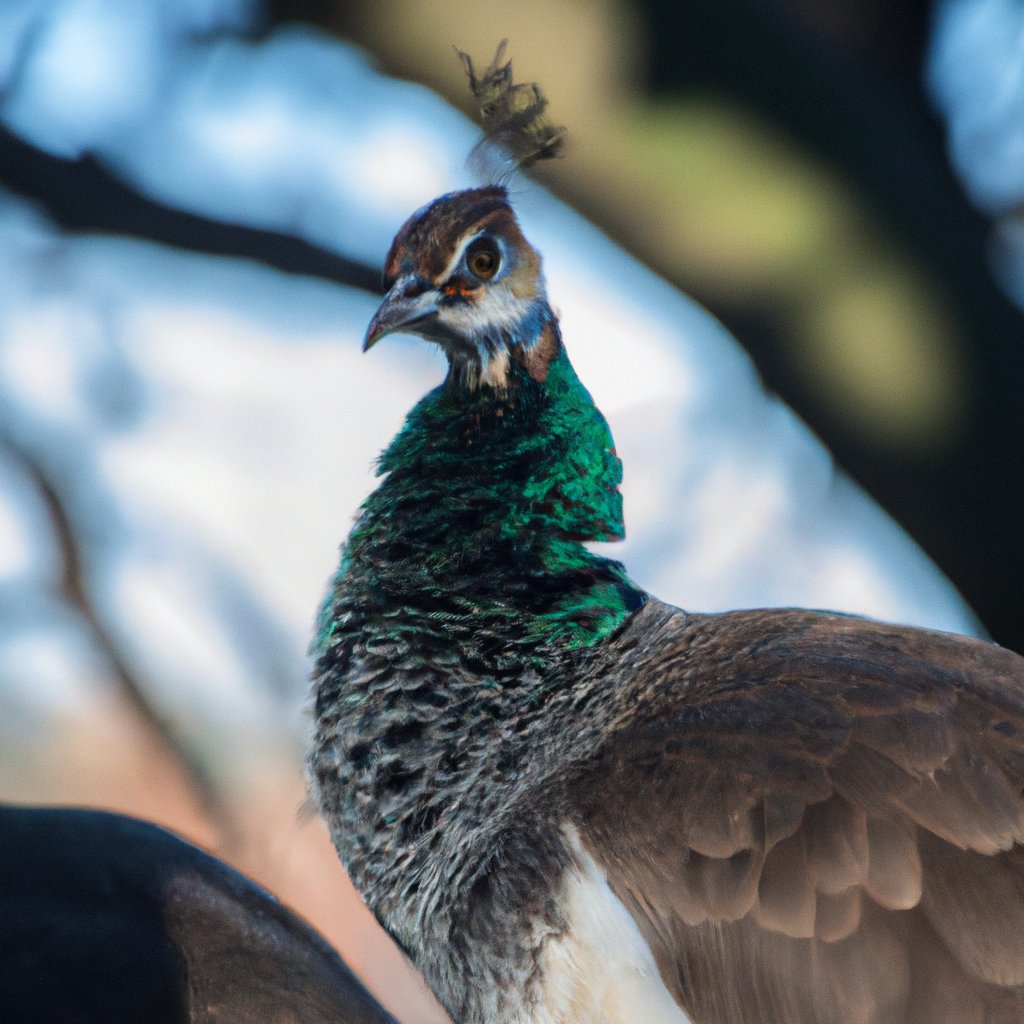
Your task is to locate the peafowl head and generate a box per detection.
[364,42,566,391]
[364,186,559,390]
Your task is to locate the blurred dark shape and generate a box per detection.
[771,0,933,82]
[0,805,399,1024]
[635,0,1024,653]
[0,126,382,295]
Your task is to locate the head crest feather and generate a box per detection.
[457,41,566,177]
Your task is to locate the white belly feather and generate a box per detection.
[527,825,693,1024]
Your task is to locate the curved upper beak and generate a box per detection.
[363,279,440,351]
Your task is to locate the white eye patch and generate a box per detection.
[440,228,512,284]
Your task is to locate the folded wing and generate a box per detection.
[568,603,1024,1024]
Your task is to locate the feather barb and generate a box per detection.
[457,40,566,171]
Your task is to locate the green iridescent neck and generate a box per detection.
[316,348,646,662]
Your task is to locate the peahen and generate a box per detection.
[309,46,1024,1024]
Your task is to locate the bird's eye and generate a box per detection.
[466,237,501,281]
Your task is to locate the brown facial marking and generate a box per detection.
[514,319,562,383]
[383,187,510,289]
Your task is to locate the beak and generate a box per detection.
[363,279,440,352]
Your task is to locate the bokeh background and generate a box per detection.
[0,1,1021,1021]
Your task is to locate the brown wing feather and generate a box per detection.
[567,601,1024,1024]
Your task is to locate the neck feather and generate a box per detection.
[449,298,556,392]
[316,349,646,669]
